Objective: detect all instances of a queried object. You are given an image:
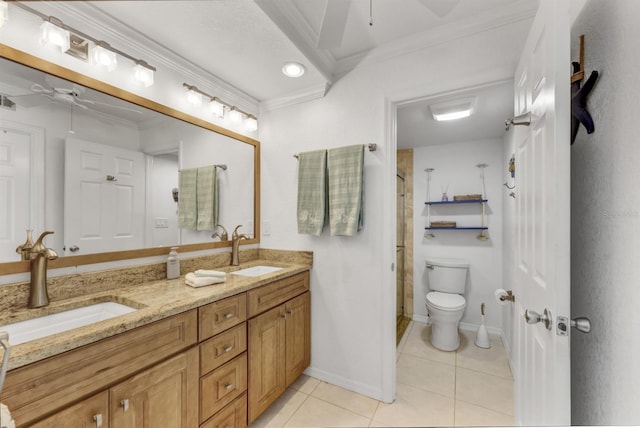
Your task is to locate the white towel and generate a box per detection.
[194,269,226,278]
[1,404,15,428]
[185,272,226,288]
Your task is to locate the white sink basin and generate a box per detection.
[0,302,137,345]
[231,265,283,277]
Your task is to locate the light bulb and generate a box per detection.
[210,99,224,118]
[244,116,258,132]
[0,1,8,29]
[282,62,306,78]
[133,62,154,87]
[229,108,243,124]
[39,20,70,52]
[92,42,117,71]
[186,89,203,106]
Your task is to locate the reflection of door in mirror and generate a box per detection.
[147,152,179,248]
[0,120,45,261]
[64,137,145,256]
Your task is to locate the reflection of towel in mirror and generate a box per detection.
[196,166,219,231]
[297,150,327,236]
[185,272,226,288]
[328,145,364,236]
[194,269,226,278]
[178,168,198,229]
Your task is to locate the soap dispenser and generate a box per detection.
[167,247,180,279]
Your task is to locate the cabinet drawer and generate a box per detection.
[200,353,248,423]
[3,310,197,427]
[199,294,247,341]
[247,271,309,317]
[200,323,247,375]
[200,392,247,428]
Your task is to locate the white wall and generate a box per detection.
[570,0,640,424]
[148,154,179,247]
[260,20,532,401]
[412,139,503,331]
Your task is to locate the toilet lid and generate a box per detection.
[426,291,466,311]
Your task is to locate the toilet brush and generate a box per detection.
[474,303,491,349]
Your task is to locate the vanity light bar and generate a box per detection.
[11,2,156,86]
[182,83,258,132]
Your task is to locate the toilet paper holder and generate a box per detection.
[500,290,515,302]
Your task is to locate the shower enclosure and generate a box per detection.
[396,169,410,343]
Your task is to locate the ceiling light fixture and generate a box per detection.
[0,1,8,29]
[13,2,156,86]
[282,62,306,78]
[429,97,477,122]
[182,83,258,132]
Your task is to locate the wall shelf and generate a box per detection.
[425,199,488,205]
[425,227,488,230]
[425,199,489,240]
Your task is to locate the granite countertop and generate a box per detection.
[1,259,310,371]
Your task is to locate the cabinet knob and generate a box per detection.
[286,309,293,315]
[121,398,130,412]
[225,383,234,390]
[93,414,103,428]
[224,313,234,319]
[224,345,233,353]
[281,313,287,319]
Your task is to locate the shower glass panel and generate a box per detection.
[396,169,408,343]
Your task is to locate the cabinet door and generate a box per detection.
[285,292,311,387]
[248,305,286,423]
[30,391,109,428]
[110,347,198,428]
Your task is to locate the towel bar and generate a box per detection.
[294,143,377,159]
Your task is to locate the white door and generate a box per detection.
[513,0,571,425]
[0,121,44,260]
[64,137,145,255]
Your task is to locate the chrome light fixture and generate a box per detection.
[244,115,258,132]
[133,60,155,87]
[209,97,225,118]
[91,41,117,71]
[0,1,8,29]
[39,18,70,52]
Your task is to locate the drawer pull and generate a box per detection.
[281,313,287,319]
[286,309,293,315]
[93,414,103,428]
[121,398,129,412]
[224,345,233,353]
[224,313,234,319]
[225,383,234,390]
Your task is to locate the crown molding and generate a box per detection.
[254,0,336,84]
[260,82,331,113]
[36,2,260,115]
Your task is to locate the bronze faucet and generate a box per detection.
[28,231,58,308]
[211,224,229,241]
[231,225,251,266]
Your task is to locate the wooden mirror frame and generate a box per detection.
[0,44,261,276]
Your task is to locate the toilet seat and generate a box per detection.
[426,291,466,311]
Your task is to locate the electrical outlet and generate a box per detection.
[154,217,169,228]
[262,220,271,236]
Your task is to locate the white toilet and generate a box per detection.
[425,257,469,351]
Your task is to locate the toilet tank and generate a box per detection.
[426,257,469,294]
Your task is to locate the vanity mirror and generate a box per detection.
[0,45,260,275]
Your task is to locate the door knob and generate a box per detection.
[524,308,552,330]
[557,316,591,335]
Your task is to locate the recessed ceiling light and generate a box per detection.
[282,62,306,78]
[430,97,477,122]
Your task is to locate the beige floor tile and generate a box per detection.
[401,322,456,366]
[311,381,380,419]
[249,389,308,428]
[284,396,371,427]
[397,353,456,397]
[455,367,514,416]
[369,420,392,427]
[454,399,515,427]
[289,374,320,395]
[457,330,513,379]
[373,382,454,427]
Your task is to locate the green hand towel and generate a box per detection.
[178,167,198,230]
[196,165,219,231]
[297,150,327,236]
[328,145,364,236]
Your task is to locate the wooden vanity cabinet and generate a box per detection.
[29,391,110,428]
[247,272,310,423]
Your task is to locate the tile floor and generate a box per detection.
[249,321,514,427]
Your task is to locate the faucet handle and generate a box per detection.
[232,225,243,239]
[31,231,55,253]
[212,224,229,241]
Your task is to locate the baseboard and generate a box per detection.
[459,321,502,337]
[412,313,430,324]
[303,366,384,402]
